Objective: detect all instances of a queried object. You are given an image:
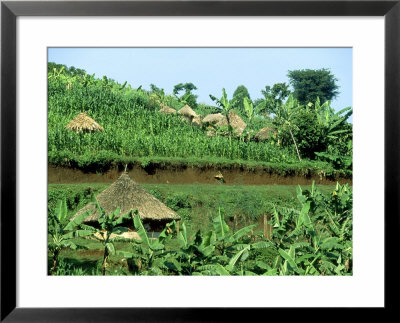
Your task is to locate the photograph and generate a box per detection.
[47,47,353,276]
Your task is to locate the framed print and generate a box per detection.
[1,0,399,321]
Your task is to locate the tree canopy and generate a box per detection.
[229,85,251,115]
[287,68,339,105]
[173,82,198,108]
[255,82,291,116]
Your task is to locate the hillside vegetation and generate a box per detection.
[48,63,352,178]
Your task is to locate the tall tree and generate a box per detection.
[173,82,198,108]
[230,85,251,115]
[287,69,339,105]
[255,82,290,116]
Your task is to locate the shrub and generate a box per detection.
[165,193,192,211]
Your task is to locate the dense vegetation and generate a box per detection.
[48,63,352,177]
[48,182,352,276]
[47,61,353,276]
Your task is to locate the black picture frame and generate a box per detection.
[1,0,398,321]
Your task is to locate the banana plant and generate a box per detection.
[312,97,353,139]
[172,223,218,275]
[209,88,230,113]
[117,214,176,275]
[269,182,353,275]
[194,239,272,276]
[209,88,234,137]
[274,95,302,161]
[243,97,254,122]
[193,209,271,275]
[242,97,255,141]
[48,199,92,275]
[79,195,135,275]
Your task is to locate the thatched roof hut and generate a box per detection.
[70,173,180,228]
[202,113,228,127]
[191,115,202,127]
[159,106,177,115]
[255,126,275,141]
[178,105,198,118]
[228,110,246,136]
[65,112,104,133]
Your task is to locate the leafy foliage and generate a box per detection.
[48,199,92,274]
[75,195,136,275]
[269,181,352,275]
[229,85,252,116]
[173,82,198,108]
[288,68,339,105]
[280,108,327,159]
[255,83,291,116]
[49,183,352,276]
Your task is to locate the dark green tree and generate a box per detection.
[173,82,198,108]
[289,109,327,160]
[229,85,251,115]
[255,82,290,116]
[287,69,339,105]
[150,83,164,96]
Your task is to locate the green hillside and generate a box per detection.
[48,63,352,178]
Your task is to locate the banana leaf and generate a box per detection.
[64,211,89,231]
[133,213,150,247]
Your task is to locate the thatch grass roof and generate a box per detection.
[202,113,228,127]
[191,115,202,127]
[71,173,180,223]
[228,110,246,136]
[255,126,275,141]
[65,112,104,133]
[178,105,198,118]
[159,106,177,115]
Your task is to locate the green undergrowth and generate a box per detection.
[48,183,335,235]
[47,183,315,274]
[48,153,351,179]
[48,182,351,276]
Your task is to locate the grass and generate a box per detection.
[48,182,336,230]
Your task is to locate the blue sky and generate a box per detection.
[48,47,352,112]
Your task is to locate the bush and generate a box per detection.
[280,109,327,159]
[165,193,192,211]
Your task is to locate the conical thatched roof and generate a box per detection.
[255,126,275,141]
[70,173,180,223]
[178,105,198,118]
[159,106,177,115]
[202,113,228,127]
[191,115,202,127]
[65,112,104,133]
[228,110,246,136]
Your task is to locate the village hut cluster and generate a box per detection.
[158,104,272,140]
[63,105,273,237]
[66,108,272,141]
